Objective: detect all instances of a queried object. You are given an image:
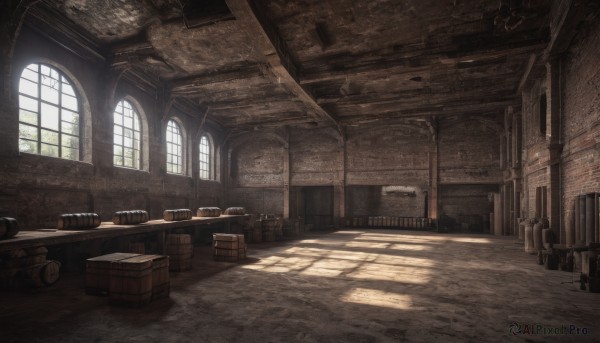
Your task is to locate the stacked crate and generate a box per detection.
[213,234,247,262]
[85,253,170,307]
[0,246,61,290]
[167,234,192,271]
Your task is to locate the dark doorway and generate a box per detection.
[302,186,334,230]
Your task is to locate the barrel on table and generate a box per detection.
[0,217,19,239]
[109,255,153,307]
[223,207,246,215]
[57,213,101,230]
[85,253,141,295]
[167,234,192,271]
[196,207,222,217]
[163,209,193,221]
[112,210,149,225]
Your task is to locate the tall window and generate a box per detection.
[18,63,80,160]
[113,99,141,169]
[199,135,210,179]
[166,119,183,174]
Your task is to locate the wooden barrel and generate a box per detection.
[24,246,48,266]
[0,217,19,239]
[197,207,222,217]
[252,227,262,243]
[167,234,192,271]
[524,222,536,254]
[85,253,141,295]
[223,207,245,215]
[57,213,101,230]
[109,255,153,307]
[20,260,61,288]
[112,210,149,225]
[163,209,193,221]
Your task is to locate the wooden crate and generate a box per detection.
[149,255,170,301]
[109,255,153,308]
[85,253,141,296]
[167,234,192,272]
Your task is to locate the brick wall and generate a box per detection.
[0,26,224,228]
[560,15,600,239]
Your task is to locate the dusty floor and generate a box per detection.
[1,229,599,343]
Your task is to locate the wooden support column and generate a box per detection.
[283,128,290,220]
[427,118,439,223]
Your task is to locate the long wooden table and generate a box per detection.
[0,215,250,253]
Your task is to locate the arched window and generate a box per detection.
[113,99,141,169]
[166,119,183,174]
[18,63,80,160]
[199,135,211,179]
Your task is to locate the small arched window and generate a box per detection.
[113,99,141,169]
[199,135,211,179]
[18,63,80,160]
[166,119,183,174]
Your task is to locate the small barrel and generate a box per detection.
[197,207,222,217]
[524,220,536,254]
[57,213,101,230]
[163,209,193,221]
[112,210,149,225]
[223,207,245,215]
[20,260,61,288]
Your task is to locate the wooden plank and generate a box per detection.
[0,215,250,253]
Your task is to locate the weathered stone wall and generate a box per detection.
[0,25,224,228]
[560,15,600,237]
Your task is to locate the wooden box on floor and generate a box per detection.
[109,255,153,308]
[167,234,192,272]
[213,234,246,262]
[149,255,170,300]
[85,253,141,296]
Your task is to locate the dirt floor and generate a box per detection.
[1,229,599,343]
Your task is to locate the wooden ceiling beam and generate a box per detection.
[225,0,340,130]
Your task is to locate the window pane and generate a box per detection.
[21,67,38,82]
[62,82,75,96]
[19,95,38,112]
[62,134,78,148]
[62,109,79,124]
[41,129,59,145]
[19,123,38,141]
[19,78,38,97]
[114,112,123,126]
[114,134,122,145]
[40,143,59,157]
[61,146,78,160]
[114,155,123,166]
[19,139,38,154]
[40,103,59,130]
[61,121,79,135]
[62,94,78,111]
[20,109,38,126]
[41,84,59,104]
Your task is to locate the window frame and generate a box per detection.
[166,119,184,175]
[198,134,212,180]
[17,63,81,161]
[113,99,142,170]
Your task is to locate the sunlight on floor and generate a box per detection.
[241,231,434,284]
[341,287,413,310]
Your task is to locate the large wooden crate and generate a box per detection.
[213,234,247,262]
[167,234,192,271]
[109,255,153,308]
[85,253,141,296]
[148,255,170,300]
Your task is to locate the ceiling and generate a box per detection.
[25,0,553,132]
